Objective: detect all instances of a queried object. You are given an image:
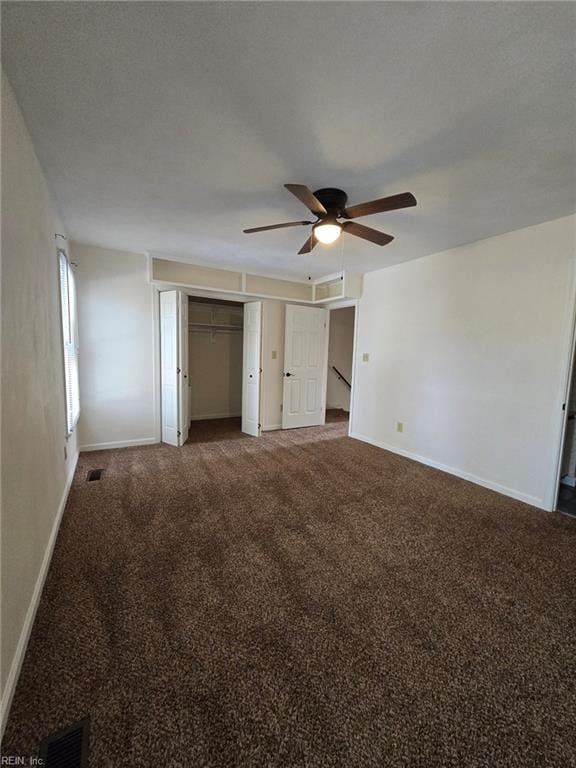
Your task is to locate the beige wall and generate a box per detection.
[351,214,576,510]
[188,302,243,419]
[1,73,78,720]
[73,253,293,441]
[326,307,355,411]
[72,243,157,450]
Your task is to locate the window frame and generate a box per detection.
[58,247,80,436]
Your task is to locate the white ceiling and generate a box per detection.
[2,2,575,279]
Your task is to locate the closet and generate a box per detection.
[188,298,244,423]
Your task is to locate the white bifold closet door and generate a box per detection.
[282,304,329,429]
[242,301,262,437]
[160,290,189,446]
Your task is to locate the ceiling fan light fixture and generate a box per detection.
[243,185,416,254]
[314,221,342,245]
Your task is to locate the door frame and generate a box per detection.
[159,290,189,446]
[281,304,330,429]
[242,301,263,436]
[327,299,358,438]
[153,287,262,444]
[152,288,360,443]
[550,269,576,511]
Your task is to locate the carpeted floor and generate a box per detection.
[3,413,576,767]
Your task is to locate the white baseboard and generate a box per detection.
[79,437,158,452]
[0,451,79,739]
[262,424,282,432]
[189,412,241,422]
[349,431,547,511]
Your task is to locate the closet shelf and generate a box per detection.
[188,322,242,332]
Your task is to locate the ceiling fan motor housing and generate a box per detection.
[313,188,348,216]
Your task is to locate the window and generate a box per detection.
[58,249,80,434]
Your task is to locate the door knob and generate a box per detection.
[285,372,293,377]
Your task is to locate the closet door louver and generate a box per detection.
[59,249,80,435]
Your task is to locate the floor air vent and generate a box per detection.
[86,468,104,482]
[39,717,90,767]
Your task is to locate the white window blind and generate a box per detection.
[59,249,80,434]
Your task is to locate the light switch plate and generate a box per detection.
[396,421,404,433]
[272,350,277,359]
[362,352,370,362]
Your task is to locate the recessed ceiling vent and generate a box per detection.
[39,717,90,768]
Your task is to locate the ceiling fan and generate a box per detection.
[243,184,417,254]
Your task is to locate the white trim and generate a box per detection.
[312,269,343,285]
[549,253,576,511]
[151,276,316,305]
[149,264,362,307]
[79,437,158,452]
[347,300,359,438]
[151,285,161,443]
[0,452,78,739]
[189,412,241,421]
[349,431,547,511]
[326,298,358,311]
[262,423,282,432]
[148,251,313,286]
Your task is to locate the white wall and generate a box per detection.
[326,307,355,411]
[1,72,78,730]
[351,215,576,510]
[260,300,286,430]
[72,243,156,450]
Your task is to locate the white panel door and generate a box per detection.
[160,291,179,446]
[282,305,329,429]
[160,290,188,447]
[242,301,262,437]
[178,292,189,445]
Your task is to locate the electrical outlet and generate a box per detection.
[272,350,277,359]
[396,421,404,433]
[362,352,370,362]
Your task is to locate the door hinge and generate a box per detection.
[177,430,181,437]
[177,367,181,374]
[280,404,283,412]
[562,403,566,411]
[258,423,261,429]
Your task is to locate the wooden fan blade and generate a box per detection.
[244,220,312,234]
[284,184,327,217]
[298,232,318,254]
[342,221,394,246]
[343,192,416,219]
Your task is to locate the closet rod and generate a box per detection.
[188,324,243,332]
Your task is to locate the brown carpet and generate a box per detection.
[3,413,576,767]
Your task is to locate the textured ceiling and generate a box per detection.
[2,2,575,279]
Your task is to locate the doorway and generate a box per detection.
[325,305,355,426]
[159,291,263,445]
[556,359,576,517]
[187,297,244,438]
[281,304,330,429]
